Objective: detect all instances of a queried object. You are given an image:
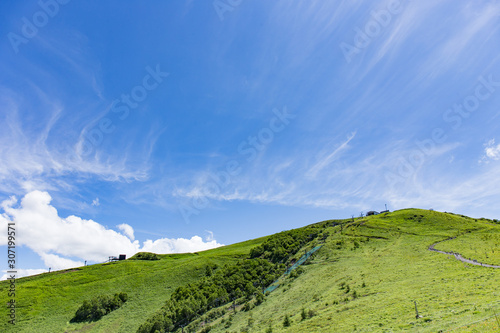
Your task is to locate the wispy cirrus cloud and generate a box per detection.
[0,86,153,199]
[306,131,356,178]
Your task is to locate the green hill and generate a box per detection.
[1,209,500,332]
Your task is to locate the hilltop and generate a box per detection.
[1,209,500,332]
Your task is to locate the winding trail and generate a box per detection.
[428,237,500,268]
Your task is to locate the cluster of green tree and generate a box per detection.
[137,259,282,333]
[71,292,128,322]
[249,227,320,263]
[130,252,160,260]
[137,227,322,332]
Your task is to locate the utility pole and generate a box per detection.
[414,301,421,319]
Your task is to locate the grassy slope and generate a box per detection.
[1,209,499,332]
[0,237,265,333]
[208,209,500,333]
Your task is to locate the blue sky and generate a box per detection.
[1,0,500,277]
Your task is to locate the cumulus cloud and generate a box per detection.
[39,253,84,271]
[92,198,100,206]
[142,235,221,253]
[117,223,135,240]
[1,268,47,281]
[483,139,500,161]
[0,191,223,276]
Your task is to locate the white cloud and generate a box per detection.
[142,236,221,254]
[306,131,356,178]
[0,191,223,276]
[1,268,47,281]
[417,2,500,80]
[92,198,100,206]
[39,253,84,271]
[117,223,135,240]
[483,139,500,161]
[0,88,152,198]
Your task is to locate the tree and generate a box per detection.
[255,291,264,305]
[283,314,291,327]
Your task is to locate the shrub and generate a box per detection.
[301,308,315,320]
[205,263,218,277]
[200,326,211,333]
[117,292,128,302]
[130,252,160,260]
[345,284,350,294]
[255,291,265,305]
[242,302,253,312]
[71,292,128,322]
[224,317,233,328]
[283,314,291,327]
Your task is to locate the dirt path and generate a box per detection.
[428,237,500,268]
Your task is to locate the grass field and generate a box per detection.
[1,209,499,332]
[433,224,500,266]
[0,237,264,333]
[205,210,500,332]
